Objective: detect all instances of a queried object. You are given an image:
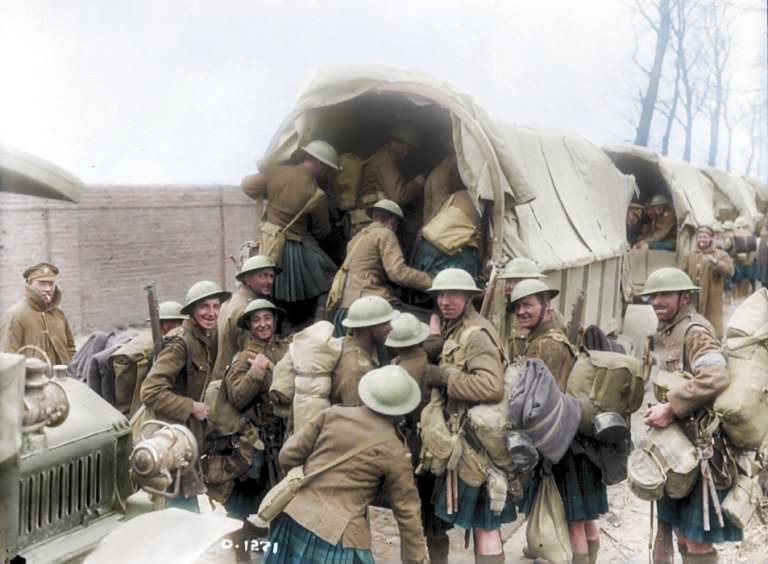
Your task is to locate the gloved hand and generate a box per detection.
[424,365,450,389]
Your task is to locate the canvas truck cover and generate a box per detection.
[0,143,83,203]
[702,168,759,226]
[256,64,634,270]
[604,145,716,230]
[744,176,768,214]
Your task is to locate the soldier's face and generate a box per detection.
[369,321,393,344]
[437,291,470,320]
[249,310,276,341]
[244,269,275,296]
[28,280,55,304]
[696,231,713,249]
[159,319,183,335]
[650,292,689,321]
[514,295,546,330]
[191,298,221,331]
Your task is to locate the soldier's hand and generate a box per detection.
[643,403,675,428]
[414,174,426,187]
[191,401,210,421]
[708,255,718,264]
[249,353,270,371]
[424,365,449,389]
[268,390,290,406]
[633,241,649,251]
[429,313,441,335]
[391,356,401,365]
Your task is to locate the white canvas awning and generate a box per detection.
[702,168,759,226]
[258,64,635,270]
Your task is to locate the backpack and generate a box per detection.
[566,349,645,438]
[331,153,366,211]
[270,321,343,432]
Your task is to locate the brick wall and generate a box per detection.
[0,185,258,332]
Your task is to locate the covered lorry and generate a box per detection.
[257,64,637,334]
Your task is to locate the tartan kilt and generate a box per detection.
[273,239,337,302]
[657,477,743,544]
[264,514,375,564]
[413,239,481,278]
[552,447,609,522]
[434,475,517,530]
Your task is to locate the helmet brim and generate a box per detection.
[180,291,232,315]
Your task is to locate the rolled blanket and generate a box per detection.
[507,358,581,464]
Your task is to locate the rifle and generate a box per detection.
[480,262,499,318]
[144,283,162,360]
[566,290,585,348]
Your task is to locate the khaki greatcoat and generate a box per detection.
[423,156,462,224]
[225,335,289,412]
[0,287,76,364]
[359,145,422,207]
[335,223,432,309]
[680,246,734,338]
[279,404,428,563]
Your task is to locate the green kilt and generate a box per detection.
[265,513,374,564]
[552,447,608,521]
[414,239,481,278]
[657,477,743,544]
[274,239,337,302]
[434,475,517,530]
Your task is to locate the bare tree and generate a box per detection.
[702,0,733,166]
[632,0,674,146]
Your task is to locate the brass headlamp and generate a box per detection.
[130,420,199,498]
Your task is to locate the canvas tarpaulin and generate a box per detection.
[256,64,635,270]
[605,145,716,231]
[702,168,759,226]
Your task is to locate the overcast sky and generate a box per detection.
[1,0,764,184]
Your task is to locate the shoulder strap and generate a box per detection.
[280,188,324,234]
[303,430,394,480]
[680,321,708,373]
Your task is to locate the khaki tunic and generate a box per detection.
[0,287,76,364]
[680,247,734,338]
[359,145,422,207]
[523,318,576,392]
[423,156,462,223]
[656,305,730,418]
[441,304,505,407]
[111,328,154,416]
[212,285,259,382]
[335,223,432,308]
[224,335,289,412]
[641,209,676,244]
[280,405,427,563]
[242,164,330,240]
[329,335,378,406]
[140,319,217,425]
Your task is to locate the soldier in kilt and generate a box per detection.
[641,268,741,563]
[510,279,606,564]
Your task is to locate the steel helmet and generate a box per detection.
[180,281,232,315]
[722,220,736,231]
[236,254,280,280]
[508,279,559,305]
[695,224,714,235]
[341,295,398,328]
[237,298,285,330]
[371,199,404,219]
[389,126,421,149]
[302,140,340,170]
[646,194,670,207]
[157,301,186,321]
[427,268,481,294]
[385,313,430,348]
[734,217,750,229]
[497,257,545,280]
[712,221,723,233]
[638,268,700,296]
[358,366,421,416]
